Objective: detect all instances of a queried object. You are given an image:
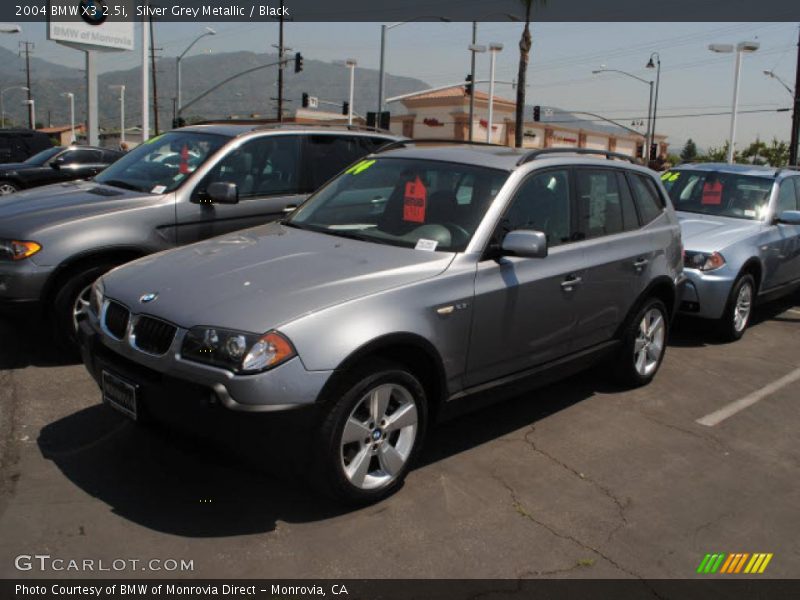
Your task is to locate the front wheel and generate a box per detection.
[314,360,427,505]
[716,274,755,343]
[0,181,19,195]
[613,298,669,388]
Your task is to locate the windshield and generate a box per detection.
[23,147,63,165]
[662,169,773,220]
[287,157,509,252]
[94,131,229,193]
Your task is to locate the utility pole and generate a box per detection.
[19,41,34,128]
[790,25,800,166]
[149,14,160,135]
[276,5,285,122]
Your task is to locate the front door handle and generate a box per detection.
[633,257,649,271]
[561,275,583,291]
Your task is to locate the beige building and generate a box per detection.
[388,86,667,159]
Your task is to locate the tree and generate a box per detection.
[740,138,767,165]
[702,142,729,163]
[680,139,698,162]
[761,138,789,167]
[514,0,546,148]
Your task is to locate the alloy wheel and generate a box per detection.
[0,183,17,195]
[72,284,93,333]
[340,383,418,490]
[733,282,753,333]
[633,307,666,377]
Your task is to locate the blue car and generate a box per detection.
[662,163,800,341]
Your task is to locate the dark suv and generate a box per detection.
[0,124,399,348]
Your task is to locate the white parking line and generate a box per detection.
[696,367,800,427]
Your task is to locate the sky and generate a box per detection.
[1,20,798,150]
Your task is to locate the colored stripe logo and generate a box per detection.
[697,553,773,574]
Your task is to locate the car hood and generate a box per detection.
[0,181,146,236]
[102,223,455,333]
[0,162,36,172]
[677,211,763,252]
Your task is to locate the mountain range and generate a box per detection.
[0,46,429,131]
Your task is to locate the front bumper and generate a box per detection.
[78,314,333,415]
[678,266,738,320]
[0,260,53,315]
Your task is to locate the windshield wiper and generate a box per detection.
[100,180,144,192]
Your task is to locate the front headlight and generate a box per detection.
[0,239,42,261]
[181,327,296,374]
[684,250,726,272]
[90,279,104,316]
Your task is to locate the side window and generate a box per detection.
[59,149,102,164]
[629,173,665,225]
[195,135,302,200]
[305,135,368,191]
[499,169,571,247]
[575,169,626,239]
[777,178,798,213]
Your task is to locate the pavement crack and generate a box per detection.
[521,425,629,543]
[637,409,727,453]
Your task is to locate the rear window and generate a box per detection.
[662,170,772,221]
[629,173,665,224]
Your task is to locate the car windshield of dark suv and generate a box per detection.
[94,131,229,193]
[662,170,773,221]
[286,158,509,252]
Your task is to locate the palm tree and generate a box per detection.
[514,0,545,148]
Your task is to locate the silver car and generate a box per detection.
[79,145,684,504]
[663,163,800,340]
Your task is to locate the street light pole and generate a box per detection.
[346,59,357,126]
[1,86,28,128]
[110,85,126,144]
[709,41,759,164]
[176,28,216,115]
[486,42,503,143]
[791,26,800,166]
[24,99,35,130]
[61,92,75,143]
[592,68,653,160]
[646,52,661,162]
[469,22,478,141]
[377,17,450,116]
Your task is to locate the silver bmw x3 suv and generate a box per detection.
[79,143,684,503]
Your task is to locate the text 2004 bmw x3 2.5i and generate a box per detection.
[79,143,684,504]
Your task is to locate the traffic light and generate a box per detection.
[650,143,658,160]
[465,74,473,96]
[302,93,309,108]
[533,105,541,122]
[294,52,304,73]
[342,101,349,116]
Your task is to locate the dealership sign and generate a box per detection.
[47,1,134,52]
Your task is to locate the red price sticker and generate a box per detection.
[702,181,723,205]
[403,176,427,223]
[179,144,191,175]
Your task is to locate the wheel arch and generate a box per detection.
[317,332,448,421]
[738,257,763,294]
[616,275,677,340]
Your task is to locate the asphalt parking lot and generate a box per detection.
[0,297,799,580]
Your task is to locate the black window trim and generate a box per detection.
[625,170,667,225]
[573,165,638,240]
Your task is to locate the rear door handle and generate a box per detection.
[561,275,583,291]
[633,257,649,270]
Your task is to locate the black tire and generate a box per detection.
[613,297,670,388]
[0,180,19,195]
[313,358,428,505]
[51,261,118,354]
[716,274,755,343]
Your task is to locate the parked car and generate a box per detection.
[78,145,684,504]
[662,163,800,341]
[0,146,123,195]
[0,128,53,164]
[0,124,400,349]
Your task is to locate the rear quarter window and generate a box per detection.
[628,173,665,225]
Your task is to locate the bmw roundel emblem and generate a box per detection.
[139,292,158,304]
[80,0,108,26]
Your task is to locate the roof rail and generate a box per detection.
[192,119,395,134]
[517,147,636,166]
[778,165,800,174]
[374,138,503,154]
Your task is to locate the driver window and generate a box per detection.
[194,135,302,201]
[499,169,572,247]
[777,179,798,213]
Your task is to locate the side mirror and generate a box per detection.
[50,159,63,170]
[206,182,239,205]
[775,210,800,226]
[501,229,548,259]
